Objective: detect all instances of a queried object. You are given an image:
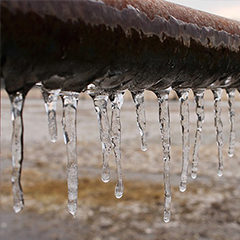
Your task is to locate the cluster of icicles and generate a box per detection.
[8,83,236,222]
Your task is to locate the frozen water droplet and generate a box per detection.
[176,89,190,191]
[179,182,187,192]
[191,89,205,179]
[115,181,124,199]
[217,169,223,177]
[154,87,172,223]
[212,89,224,177]
[9,91,25,213]
[131,91,147,151]
[88,85,111,183]
[226,89,235,157]
[41,86,60,142]
[110,92,124,199]
[60,91,79,216]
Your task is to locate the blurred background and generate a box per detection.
[1,1,240,240]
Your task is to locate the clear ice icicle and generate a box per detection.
[226,89,236,157]
[90,92,111,183]
[155,87,172,223]
[110,92,124,199]
[41,86,60,142]
[61,91,79,217]
[212,89,224,177]
[191,89,205,179]
[9,92,25,213]
[131,91,147,151]
[176,89,190,192]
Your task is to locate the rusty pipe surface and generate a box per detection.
[1,0,240,94]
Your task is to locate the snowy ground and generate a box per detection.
[1,88,240,240]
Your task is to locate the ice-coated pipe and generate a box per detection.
[1,0,240,94]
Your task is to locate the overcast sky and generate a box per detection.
[167,0,240,21]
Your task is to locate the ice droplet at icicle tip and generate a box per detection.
[110,92,124,199]
[155,87,172,223]
[60,91,80,217]
[41,86,60,142]
[9,91,25,213]
[226,89,236,158]
[87,84,111,183]
[131,91,148,151]
[191,89,205,179]
[212,89,224,177]
[176,89,190,192]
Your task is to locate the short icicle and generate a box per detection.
[155,87,172,223]
[110,92,124,199]
[176,88,190,192]
[226,89,236,157]
[61,91,79,217]
[88,85,111,183]
[9,91,25,213]
[41,86,60,142]
[191,89,205,179]
[212,89,224,177]
[131,91,147,151]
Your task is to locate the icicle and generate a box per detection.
[155,87,172,223]
[110,92,124,199]
[61,91,79,217]
[226,89,236,157]
[191,89,205,179]
[131,91,147,151]
[89,89,111,183]
[9,91,25,213]
[212,89,224,177]
[41,86,60,142]
[176,89,190,192]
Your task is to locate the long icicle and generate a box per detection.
[9,91,25,213]
[212,88,224,177]
[110,92,124,199]
[155,87,172,223]
[61,91,79,217]
[131,91,148,151]
[191,89,205,179]
[91,93,111,183]
[226,88,236,157]
[41,86,60,142]
[176,89,190,192]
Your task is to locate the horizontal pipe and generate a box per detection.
[1,0,240,94]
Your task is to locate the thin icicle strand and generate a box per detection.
[110,92,124,199]
[155,87,172,223]
[92,94,111,183]
[226,89,235,157]
[131,91,147,151]
[61,91,79,217]
[191,89,205,179]
[212,89,224,177]
[41,87,60,142]
[9,92,25,213]
[176,89,190,192]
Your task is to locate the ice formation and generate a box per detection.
[2,0,239,223]
[6,84,238,221]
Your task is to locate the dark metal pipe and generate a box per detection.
[1,0,240,94]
